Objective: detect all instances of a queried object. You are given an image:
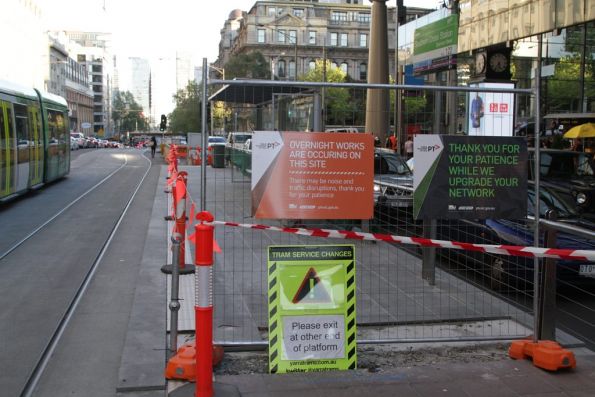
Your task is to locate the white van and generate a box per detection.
[226,132,254,149]
[325,127,359,133]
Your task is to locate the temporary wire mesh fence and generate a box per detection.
[179,77,595,350]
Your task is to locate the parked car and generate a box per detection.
[436,184,595,289]
[70,136,79,150]
[70,132,86,148]
[226,132,253,150]
[373,148,413,208]
[207,135,227,148]
[528,149,595,218]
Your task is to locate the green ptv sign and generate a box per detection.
[267,245,356,373]
[413,135,527,220]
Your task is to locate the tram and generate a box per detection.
[0,80,70,201]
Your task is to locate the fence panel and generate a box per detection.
[188,78,594,350]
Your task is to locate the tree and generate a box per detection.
[211,101,232,132]
[224,51,270,79]
[112,91,148,134]
[301,60,352,126]
[169,81,202,134]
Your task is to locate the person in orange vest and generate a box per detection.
[386,134,398,151]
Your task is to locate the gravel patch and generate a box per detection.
[214,342,510,375]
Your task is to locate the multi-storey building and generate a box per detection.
[64,32,113,137]
[217,0,430,82]
[176,52,195,92]
[46,34,94,135]
[129,57,151,118]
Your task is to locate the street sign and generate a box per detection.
[413,135,527,220]
[267,245,356,373]
[81,122,92,129]
[252,131,374,219]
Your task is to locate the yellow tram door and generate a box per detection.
[28,105,43,186]
[0,101,16,198]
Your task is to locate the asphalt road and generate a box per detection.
[0,148,161,396]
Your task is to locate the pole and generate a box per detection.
[201,58,208,211]
[322,37,327,131]
[169,238,181,357]
[194,211,214,397]
[394,1,400,153]
[294,40,298,79]
[532,34,542,344]
[365,0,390,144]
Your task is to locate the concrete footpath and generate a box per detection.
[117,157,595,397]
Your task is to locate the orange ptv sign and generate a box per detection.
[251,131,374,219]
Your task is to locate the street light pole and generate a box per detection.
[208,65,224,80]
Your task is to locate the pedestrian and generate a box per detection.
[374,136,381,147]
[150,136,157,158]
[404,136,413,159]
[386,134,397,151]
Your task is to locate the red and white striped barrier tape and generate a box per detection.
[207,220,595,262]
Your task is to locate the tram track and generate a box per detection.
[0,150,154,396]
[19,152,153,397]
[0,154,130,262]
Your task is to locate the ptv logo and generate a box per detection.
[255,141,281,150]
[417,144,441,152]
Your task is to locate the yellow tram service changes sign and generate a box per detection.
[267,245,356,373]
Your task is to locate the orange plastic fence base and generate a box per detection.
[165,342,224,381]
[509,339,576,371]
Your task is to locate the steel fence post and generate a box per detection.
[539,210,558,340]
[169,238,181,358]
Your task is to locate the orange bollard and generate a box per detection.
[509,339,576,371]
[174,172,189,271]
[161,172,194,275]
[195,211,215,397]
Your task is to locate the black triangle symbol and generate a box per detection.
[292,267,331,304]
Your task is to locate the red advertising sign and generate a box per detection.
[252,132,374,219]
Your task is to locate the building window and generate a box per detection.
[277,30,286,43]
[257,29,265,43]
[340,33,348,46]
[309,31,316,44]
[293,8,304,17]
[277,60,286,78]
[268,7,276,16]
[341,62,348,74]
[309,60,316,71]
[289,61,296,78]
[359,33,367,47]
[331,11,347,22]
[359,63,367,80]
[289,30,297,45]
[330,32,338,46]
[358,13,370,23]
[331,62,338,69]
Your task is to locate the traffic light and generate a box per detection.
[159,114,167,131]
[397,0,406,25]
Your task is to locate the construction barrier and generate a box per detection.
[206,220,595,262]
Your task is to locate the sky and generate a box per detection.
[36,0,443,62]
